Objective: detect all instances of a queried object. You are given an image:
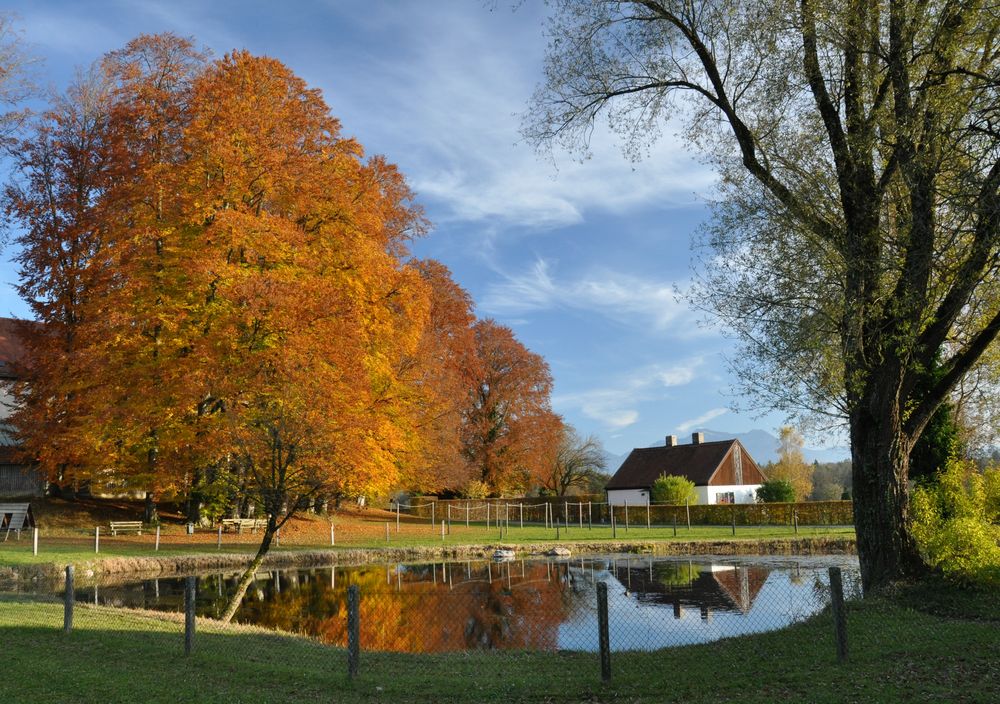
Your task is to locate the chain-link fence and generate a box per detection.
[0,557,862,686]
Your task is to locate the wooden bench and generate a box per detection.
[109,521,143,536]
[221,518,268,534]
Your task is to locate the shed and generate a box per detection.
[1,502,35,539]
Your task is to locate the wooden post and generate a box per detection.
[556,516,560,540]
[673,513,678,537]
[396,502,401,533]
[588,501,592,530]
[347,584,360,678]
[217,525,223,550]
[624,501,629,532]
[155,525,161,551]
[611,505,617,539]
[431,501,435,530]
[685,498,691,529]
[330,523,335,546]
[32,527,38,556]
[732,507,736,536]
[385,522,390,542]
[184,576,196,656]
[597,581,611,682]
[564,501,568,524]
[829,567,849,662]
[63,565,74,633]
[486,502,491,529]
[441,520,446,541]
[520,503,524,529]
[579,502,583,529]
[466,502,470,528]
[94,526,99,554]
[447,504,451,534]
[793,509,799,535]
[646,501,650,530]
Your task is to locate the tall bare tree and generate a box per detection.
[524,0,1000,592]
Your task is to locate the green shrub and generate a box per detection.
[911,460,1000,586]
[651,474,697,504]
[757,479,796,503]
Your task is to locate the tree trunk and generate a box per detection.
[850,391,926,593]
[220,516,276,624]
[143,492,158,524]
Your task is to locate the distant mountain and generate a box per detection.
[620,428,850,468]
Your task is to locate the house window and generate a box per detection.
[716,491,735,504]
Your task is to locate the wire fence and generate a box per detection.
[0,557,865,691]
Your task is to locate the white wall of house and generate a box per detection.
[606,488,650,506]
[695,484,760,505]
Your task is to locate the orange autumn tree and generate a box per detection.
[462,319,564,495]
[83,34,209,518]
[171,51,428,620]
[394,259,482,492]
[5,69,116,493]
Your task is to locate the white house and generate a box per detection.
[605,433,765,505]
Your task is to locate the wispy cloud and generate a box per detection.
[676,408,729,433]
[554,358,706,431]
[481,258,705,334]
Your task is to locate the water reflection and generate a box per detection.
[66,556,857,653]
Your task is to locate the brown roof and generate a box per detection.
[606,439,755,489]
[0,317,31,380]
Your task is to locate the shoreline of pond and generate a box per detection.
[0,535,855,587]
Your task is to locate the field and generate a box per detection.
[0,496,855,570]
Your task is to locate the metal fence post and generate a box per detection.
[184,576,196,655]
[63,565,74,633]
[597,581,611,681]
[347,584,360,678]
[829,566,849,662]
[94,526,99,553]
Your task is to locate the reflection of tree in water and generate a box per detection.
[227,561,573,653]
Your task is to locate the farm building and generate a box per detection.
[0,317,45,498]
[605,433,765,506]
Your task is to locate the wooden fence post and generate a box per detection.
[94,526,99,554]
[155,525,160,551]
[685,498,691,529]
[597,581,611,682]
[330,523,335,546]
[611,505,617,539]
[829,566,849,662]
[385,522,390,542]
[431,502,435,530]
[732,507,736,536]
[624,501,629,532]
[347,584,360,678]
[396,502,401,533]
[32,527,38,556]
[184,576,196,656]
[794,509,799,535]
[217,525,222,550]
[63,565,74,633]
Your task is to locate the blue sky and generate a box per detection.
[0,1,796,457]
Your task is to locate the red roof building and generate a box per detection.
[606,433,766,505]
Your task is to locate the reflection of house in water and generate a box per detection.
[607,560,770,619]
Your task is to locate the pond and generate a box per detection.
[62,554,859,653]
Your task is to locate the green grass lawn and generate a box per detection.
[0,580,996,703]
[0,523,856,568]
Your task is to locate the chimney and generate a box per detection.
[692,432,705,444]
[665,435,678,447]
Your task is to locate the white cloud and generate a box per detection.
[481,258,706,334]
[676,408,729,433]
[307,4,715,231]
[554,358,705,431]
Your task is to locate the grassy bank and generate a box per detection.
[0,524,856,579]
[0,581,996,703]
